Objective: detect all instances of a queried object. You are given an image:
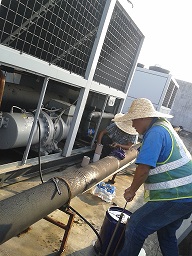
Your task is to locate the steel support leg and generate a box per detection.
[44,206,75,254]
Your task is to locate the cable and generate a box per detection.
[68,205,103,254]
[53,98,78,126]
[127,0,134,8]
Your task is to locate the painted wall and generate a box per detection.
[170,80,192,132]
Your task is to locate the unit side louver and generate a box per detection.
[93,2,143,92]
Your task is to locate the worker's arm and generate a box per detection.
[97,129,108,144]
[111,142,133,150]
[124,164,150,202]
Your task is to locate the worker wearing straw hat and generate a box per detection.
[97,113,138,158]
[97,113,138,183]
[116,98,192,256]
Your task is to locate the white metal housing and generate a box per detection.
[121,66,179,114]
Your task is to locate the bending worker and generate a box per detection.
[97,113,137,183]
[97,113,138,158]
[114,98,192,256]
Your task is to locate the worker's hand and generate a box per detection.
[124,187,136,202]
[111,142,119,148]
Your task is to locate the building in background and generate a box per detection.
[170,80,192,133]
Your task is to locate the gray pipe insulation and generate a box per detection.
[0,148,138,244]
[86,111,114,131]
[88,111,114,120]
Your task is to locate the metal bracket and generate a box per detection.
[52,177,62,195]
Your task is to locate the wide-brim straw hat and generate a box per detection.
[112,113,138,135]
[114,98,173,121]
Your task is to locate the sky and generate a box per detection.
[127,0,192,83]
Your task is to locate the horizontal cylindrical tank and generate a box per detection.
[0,111,69,150]
[0,112,38,149]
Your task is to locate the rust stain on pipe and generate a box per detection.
[0,69,5,108]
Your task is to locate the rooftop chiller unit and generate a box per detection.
[122,66,179,114]
[0,0,144,184]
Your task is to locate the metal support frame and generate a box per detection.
[90,94,110,148]
[44,206,75,254]
[21,76,49,165]
[62,0,116,157]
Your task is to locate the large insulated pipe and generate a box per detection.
[0,148,138,244]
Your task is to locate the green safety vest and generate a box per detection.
[144,119,192,201]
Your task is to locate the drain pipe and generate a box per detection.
[0,148,138,245]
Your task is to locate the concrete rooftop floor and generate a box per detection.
[0,130,192,256]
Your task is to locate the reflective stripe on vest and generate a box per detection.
[145,174,192,190]
[149,127,191,176]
